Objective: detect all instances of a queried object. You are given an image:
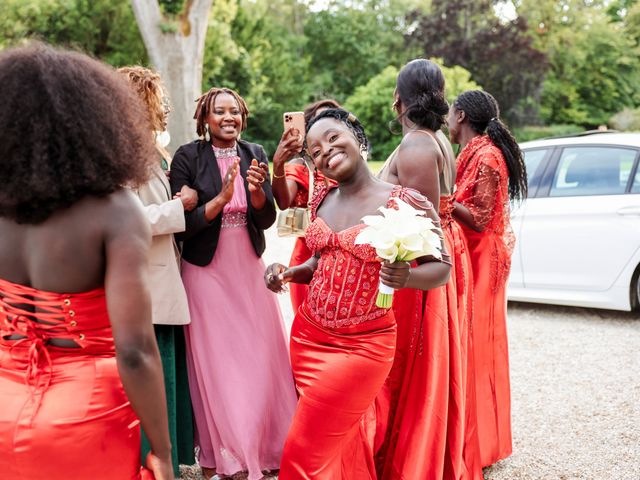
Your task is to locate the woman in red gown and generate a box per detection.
[376,59,482,480]
[0,44,173,479]
[448,90,528,466]
[271,99,340,313]
[265,108,451,479]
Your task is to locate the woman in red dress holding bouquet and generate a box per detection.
[266,108,452,479]
[271,99,340,313]
[448,90,528,466]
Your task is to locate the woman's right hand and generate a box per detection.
[273,128,304,169]
[218,159,239,204]
[264,263,294,293]
[145,452,174,480]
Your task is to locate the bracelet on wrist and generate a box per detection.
[272,168,286,179]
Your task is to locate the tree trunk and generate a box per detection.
[130,0,213,154]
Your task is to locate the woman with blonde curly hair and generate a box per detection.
[119,65,199,477]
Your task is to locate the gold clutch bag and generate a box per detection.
[277,207,311,237]
[277,159,314,238]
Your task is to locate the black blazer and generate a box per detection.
[169,139,276,266]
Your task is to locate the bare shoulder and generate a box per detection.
[397,133,441,168]
[80,189,150,242]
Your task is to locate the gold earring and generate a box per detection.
[204,124,210,142]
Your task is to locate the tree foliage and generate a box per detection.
[408,0,547,125]
[0,0,146,66]
[1,0,639,150]
[517,0,640,126]
[345,61,480,162]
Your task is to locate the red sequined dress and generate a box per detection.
[0,278,153,479]
[455,134,514,466]
[284,162,333,313]
[279,184,436,480]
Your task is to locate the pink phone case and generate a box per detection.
[283,111,305,135]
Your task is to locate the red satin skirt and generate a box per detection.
[374,280,449,480]
[0,348,152,479]
[288,237,312,314]
[444,222,483,480]
[279,304,396,480]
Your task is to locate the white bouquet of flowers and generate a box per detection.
[354,198,443,308]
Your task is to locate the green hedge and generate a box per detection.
[514,124,584,143]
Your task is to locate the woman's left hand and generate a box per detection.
[379,261,412,289]
[246,158,269,194]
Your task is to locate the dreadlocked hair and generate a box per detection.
[194,87,250,138]
[454,90,528,202]
[305,108,370,154]
[303,99,341,126]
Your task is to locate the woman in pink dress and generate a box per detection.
[170,87,297,480]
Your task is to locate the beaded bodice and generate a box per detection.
[304,184,434,328]
[213,143,247,227]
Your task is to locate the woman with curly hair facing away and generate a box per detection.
[377,59,483,480]
[271,99,340,313]
[119,65,199,477]
[265,108,451,479]
[169,87,296,480]
[448,90,528,467]
[0,44,172,479]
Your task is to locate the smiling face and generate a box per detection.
[305,117,363,182]
[206,92,243,147]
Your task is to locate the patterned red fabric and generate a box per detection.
[284,162,334,314]
[455,135,514,291]
[305,184,437,328]
[455,134,513,466]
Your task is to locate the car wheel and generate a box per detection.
[632,266,640,311]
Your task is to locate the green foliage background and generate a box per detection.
[2,0,640,155]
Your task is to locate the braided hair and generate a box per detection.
[305,108,370,155]
[454,90,528,202]
[396,59,449,131]
[193,87,250,138]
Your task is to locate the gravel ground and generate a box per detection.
[179,227,640,479]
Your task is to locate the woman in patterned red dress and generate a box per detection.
[448,90,528,467]
[265,108,452,480]
[271,100,340,313]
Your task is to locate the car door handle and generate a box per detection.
[617,206,640,216]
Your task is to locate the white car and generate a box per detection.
[508,132,640,312]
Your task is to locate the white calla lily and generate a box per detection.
[354,197,445,308]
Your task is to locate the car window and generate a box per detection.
[523,149,546,185]
[632,169,640,193]
[549,147,637,197]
